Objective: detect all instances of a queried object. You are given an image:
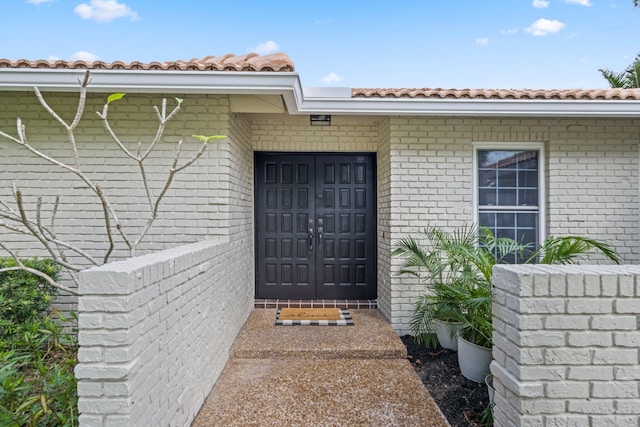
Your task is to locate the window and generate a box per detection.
[474,145,544,262]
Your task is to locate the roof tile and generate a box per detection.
[0,52,295,72]
[1,52,639,100]
[352,87,640,100]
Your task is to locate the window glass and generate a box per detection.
[477,149,540,261]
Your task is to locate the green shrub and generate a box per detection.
[0,258,60,327]
[0,258,77,426]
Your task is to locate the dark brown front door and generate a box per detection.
[255,152,377,299]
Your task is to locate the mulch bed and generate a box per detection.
[401,335,491,427]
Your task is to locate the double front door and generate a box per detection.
[255,153,377,300]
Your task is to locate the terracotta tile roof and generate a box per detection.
[352,87,640,100]
[2,52,639,101]
[0,53,295,72]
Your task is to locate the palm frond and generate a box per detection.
[629,57,640,88]
[599,68,629,88]
[599,54,640,88]
[410,294,439,348]
[395,224,621,350]
[481,228,531,264]
[392,235,444,280]
[528,236,620,265]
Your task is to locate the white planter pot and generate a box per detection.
[434,319,463,351]
[456,329,492,383]
[485,374,494,403]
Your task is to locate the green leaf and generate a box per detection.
[191,135,226,143]
[175,97,183,106]
[106,93,126,105]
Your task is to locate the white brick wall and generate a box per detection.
[386,117,474,332]
[75,238,252,427]
[377,117,393,321]
[69,95,255,426]
[249,113,379,152]
[492,264,640,427]
[385,116,640,334]
[0,91,231,312]
[547,120,639,259]
[2,89,639,338]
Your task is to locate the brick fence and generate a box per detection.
[74,238,252,426]
[492,264,640,426]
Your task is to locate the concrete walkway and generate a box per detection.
[192,309,450,427]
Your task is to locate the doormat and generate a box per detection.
[275,308,354,326]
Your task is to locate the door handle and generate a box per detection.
[317,226,323,251]
[308,227,314,250]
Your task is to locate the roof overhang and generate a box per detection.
[1,68,639,118]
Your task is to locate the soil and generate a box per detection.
[401,335,491,427]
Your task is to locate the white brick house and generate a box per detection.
[0,52,639,334]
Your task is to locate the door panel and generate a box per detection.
[314,155,376,299]
[255,153,376,300]
[255,155,315,299]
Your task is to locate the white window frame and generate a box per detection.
[472,142,546,247]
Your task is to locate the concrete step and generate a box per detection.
[230,309,407,359]
[194,309,450,426]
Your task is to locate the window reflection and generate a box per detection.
[477,149,540,261]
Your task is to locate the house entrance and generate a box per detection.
[254,152,377,299]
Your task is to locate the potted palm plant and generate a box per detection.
[394,225,620,382]
[393,226,477,350]
[432,229,515,382]
[411,289,464,350]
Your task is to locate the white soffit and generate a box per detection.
[229,95,285,113]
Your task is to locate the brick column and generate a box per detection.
[492,264,640,427]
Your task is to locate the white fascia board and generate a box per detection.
[302,87,352,98]
[0,69,303,96]
[1,68,639,117]
[293,97,640,117]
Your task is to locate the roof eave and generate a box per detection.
[1,68,639,118]
[0,68,302,94]
[296,97,640,118]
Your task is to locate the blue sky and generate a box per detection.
[2,0,640,89]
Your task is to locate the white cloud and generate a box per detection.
[70,51,99,62]
[532,0,550,8]
[48,55,61,61]
[321,72,343,85]
[565,0,592,5]
[74,0,139,22]
[27,0,54,4]
[501,27,519,35]
[254,41,279,55]
[475,37,489,46]
[525,18,566,36]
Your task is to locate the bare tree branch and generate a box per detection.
[96,185,115,263]
[97,103,138,161]
[14,186,58,261]
[142,98,181,161]
[0,71,224,295]
[1,207,98,268]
